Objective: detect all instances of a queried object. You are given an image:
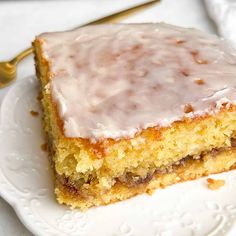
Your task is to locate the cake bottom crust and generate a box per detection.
[55,147,236,210]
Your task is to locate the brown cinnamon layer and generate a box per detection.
[55,147,236,209]
[56,145,236,194]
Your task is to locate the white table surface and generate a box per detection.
[0,0,216,235]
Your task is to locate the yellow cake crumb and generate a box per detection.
[206,178,225,190]
[41,143,48,152]
[30,110,39,117]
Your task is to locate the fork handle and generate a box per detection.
[10,47,33,65]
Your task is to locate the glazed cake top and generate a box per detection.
[38,23,236,140]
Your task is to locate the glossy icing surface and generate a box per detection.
[38,23,236,140]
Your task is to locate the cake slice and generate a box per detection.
[33,23,236,210]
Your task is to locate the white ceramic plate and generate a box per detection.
[1,76,236,236]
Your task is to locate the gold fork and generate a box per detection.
[0,0,158,88]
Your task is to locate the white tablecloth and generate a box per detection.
[0,0,216,235]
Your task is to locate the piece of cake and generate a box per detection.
[33,23,236,210]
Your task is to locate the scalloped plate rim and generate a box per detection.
[0,76,46,236]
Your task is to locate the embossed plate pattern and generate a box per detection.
[0,76,236,236]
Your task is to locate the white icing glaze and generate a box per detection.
[38,23,236,140]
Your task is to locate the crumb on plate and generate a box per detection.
[41,143,48,152]
[37,92,43,101]
[207,178,225,190]
[30,110,39,117]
